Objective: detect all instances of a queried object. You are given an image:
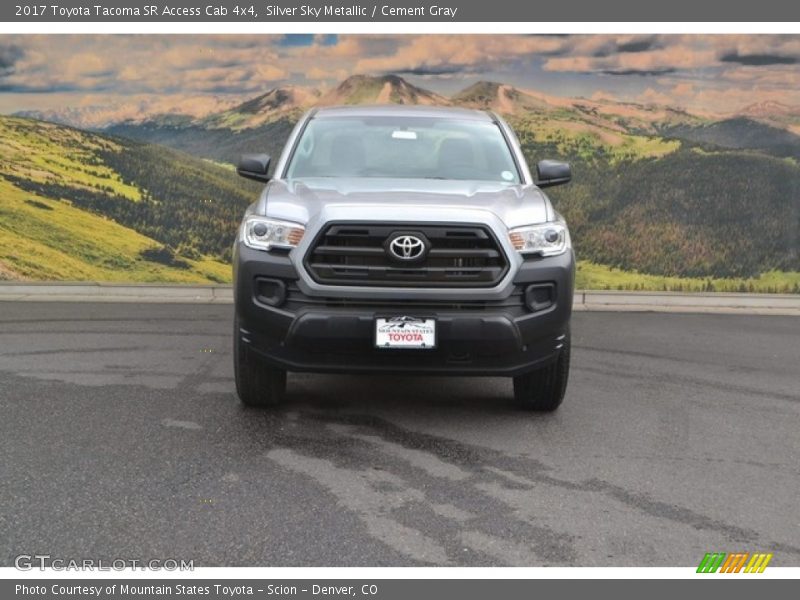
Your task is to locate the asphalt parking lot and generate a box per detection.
[0,302,798,567]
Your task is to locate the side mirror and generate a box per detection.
[237,153,271,182]
[535,160,571,188]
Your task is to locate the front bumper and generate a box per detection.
[234,243,574,376]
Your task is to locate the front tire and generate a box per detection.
[513,332,570,411]
[234,316,286,407]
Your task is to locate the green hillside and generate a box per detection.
[0,179,229,282]
[0,116,257,282]
[575,261,800,294]
[107,118,295,165]
[509,113,681,164]
[520,133,800,279]
[662,117,800,159]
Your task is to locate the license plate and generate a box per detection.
[375,316,436,349]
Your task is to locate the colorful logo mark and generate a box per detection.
[697,552,773,573]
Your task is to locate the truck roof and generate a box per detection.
[313,104,494,121]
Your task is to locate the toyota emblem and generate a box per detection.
[388,234,426,261]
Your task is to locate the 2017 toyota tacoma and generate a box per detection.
[233,105,574,410]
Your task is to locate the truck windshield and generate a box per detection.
[285,116,521,183]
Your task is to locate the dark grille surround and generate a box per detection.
[283,282,527,315]
[303,223,510,288]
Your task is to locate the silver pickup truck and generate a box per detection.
[232,105,574,410]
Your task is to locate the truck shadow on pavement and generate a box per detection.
[285,372,522,413]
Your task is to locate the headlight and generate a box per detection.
[241,216,305,251]
[508,222,569,256]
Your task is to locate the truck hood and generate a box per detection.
[258,177,552,230]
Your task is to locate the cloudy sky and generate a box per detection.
[1,34,798,116]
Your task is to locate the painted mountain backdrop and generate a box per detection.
[3,74,800,290]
